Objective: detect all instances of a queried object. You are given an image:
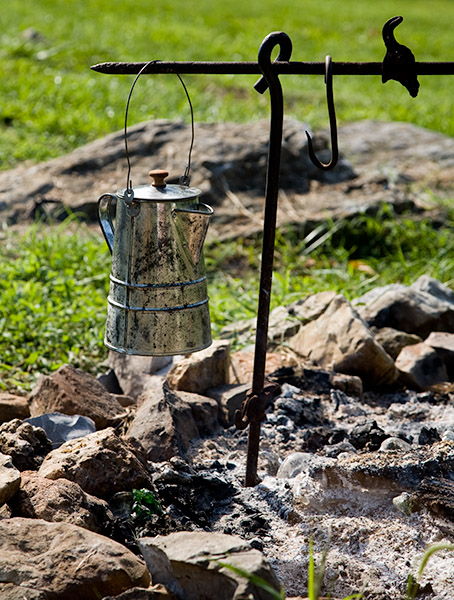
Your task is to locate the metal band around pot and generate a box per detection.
[107,297,209,312]
[109,274,207,289]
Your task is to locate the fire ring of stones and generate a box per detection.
[1,274,454,598]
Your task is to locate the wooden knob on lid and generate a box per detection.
[149,169,169,187]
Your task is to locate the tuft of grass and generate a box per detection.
[0,216,109,391]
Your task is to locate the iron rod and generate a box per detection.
[91,60,454,76]
[245,32,290,487]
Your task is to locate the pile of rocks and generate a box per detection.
[2,276,454,598]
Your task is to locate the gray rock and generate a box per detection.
[379,437,412,452]
[371,326,422,360]
[25,412,96,448]
[353,276,454,338]
[276,452,335,479]
[425,331,454,378]
[0,452,21,506]
[166,340,230,395]
[138,531,282,600]
[125,384,200,462]
[206,383,250,426]
[0,118,355,226]
[220,291,338,349]
[289,294,398,387]
[0,419,52,471]
[0,393,30,424]
[38,427,151,499]
[108,352,173,398]
[10,471,114,534]
[395,342,449,390]
[329,372,363,397]
[0,517,150,599]
[29,364,126,430]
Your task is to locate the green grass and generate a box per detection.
[1,0,453,169]
[2,203,454,391]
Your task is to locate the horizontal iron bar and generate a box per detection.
[91,60,454,76]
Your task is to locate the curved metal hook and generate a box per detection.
[305,55,338,171]
[254,31,292,95]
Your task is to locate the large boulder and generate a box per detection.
[29,364,126,429]
[38,428,151,499]
[0,517,150,599]
[289,295,398,387]
[138,531,282,600]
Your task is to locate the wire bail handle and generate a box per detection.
[123,60,195,201]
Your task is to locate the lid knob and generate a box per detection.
[149,169,169,188]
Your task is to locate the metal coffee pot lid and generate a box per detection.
[118,169,201,202]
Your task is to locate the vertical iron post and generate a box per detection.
[243,32,292,487]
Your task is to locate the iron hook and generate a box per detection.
[305,55,339,171]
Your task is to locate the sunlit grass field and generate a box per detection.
[1,0,453,168]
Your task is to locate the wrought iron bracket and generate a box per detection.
[91,16,454,488]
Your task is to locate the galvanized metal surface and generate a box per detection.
[98,175,213,356]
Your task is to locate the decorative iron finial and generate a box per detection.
[382,15,420,97]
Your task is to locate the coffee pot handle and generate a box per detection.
[97,194,117,254]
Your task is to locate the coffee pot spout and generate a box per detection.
[173,202,214,265]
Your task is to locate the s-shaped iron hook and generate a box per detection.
[305,55,339,171]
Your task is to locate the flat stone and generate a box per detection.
[166,340,230,395]
[38,428,151,499]
[29,364,126,429]
[0,419,52,471]
[10,471,114,534]
[0,517,150,599]
[395,342,449,390]
[290,295,398,387]
[25,412,96,448]
[138,531,282,600]
[0,452,21,506]
[0,393,30,424]
[125,384,200,462]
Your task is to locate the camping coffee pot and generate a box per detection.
[98,169,213,356]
